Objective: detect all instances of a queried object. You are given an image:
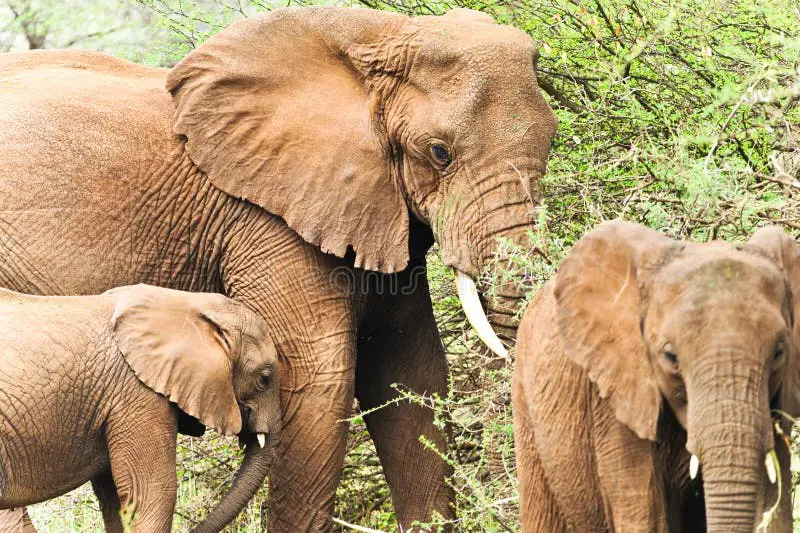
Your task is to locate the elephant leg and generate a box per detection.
[527,356,610,532]
[593,402,667,533]
[265,334,356,532]
[513,378,566,533]
[0,508,36,533]
[91,471,123,533]
[105,405,177,533]
[355,275,454,530]
[223,227,366,532]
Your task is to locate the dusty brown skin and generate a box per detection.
[513,221,800,532]
[0,285,281,533]
[0,509,35,533]
[0,6,556,530]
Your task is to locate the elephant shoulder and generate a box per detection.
[516,282,572,385]
[0,289,43,322]
[0,288,29,303]
[517,281,560,360]
[516,280,592,428]
[0,292,115,345]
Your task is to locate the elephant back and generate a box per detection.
[0,49,176,185]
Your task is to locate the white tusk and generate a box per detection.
[689,454,699,480]
[455,272,508,358]
[257,433,266,448]
[765,449,777,484]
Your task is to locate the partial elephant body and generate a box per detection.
[514,287,698,532]
[514,221,798,533]
[0,290,179,530]
[0,285,281,532]
[0,51,207,295]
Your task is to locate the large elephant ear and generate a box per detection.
[747,226,800,417]
[166,7,411,273]
[110,285,242,435]
[554,220,680,441]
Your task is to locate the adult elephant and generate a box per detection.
[0,6,556,531]
[514,222,799,532]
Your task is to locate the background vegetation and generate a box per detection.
[2,0,799,530]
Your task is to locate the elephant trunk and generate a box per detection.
[481,174,541,340]
[484,281,525,342]
[479,206,538,344]
[445,166,542,355]
[698,422,764,532]
[688,362,775,532]
[190,435,275,533]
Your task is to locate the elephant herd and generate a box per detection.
[0,5,794,533]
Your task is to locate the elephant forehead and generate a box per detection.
[414,15,534,52]
[407,17,538,87]
[241,313,275,350]
[657,251,786,303]
[412,37,539,97]
[414,57,554,151]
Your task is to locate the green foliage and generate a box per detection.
[119,503,137,532]
[0,0,163,59]
[7,0,800,530]
[132,0,265,65]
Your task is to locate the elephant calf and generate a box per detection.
[0,284,281,533]
[514,220,800,532]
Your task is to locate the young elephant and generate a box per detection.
[513,221,800,532]
[0,284,281,532]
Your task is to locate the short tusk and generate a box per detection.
[689,454,699,480]
[257,433,266,448]
[765,449,777,484]
[455,271,508,358]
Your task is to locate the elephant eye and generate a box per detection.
[430,143,452,168]
[774,340,785,361]
[259,374,271,388]
[663,344,678,366]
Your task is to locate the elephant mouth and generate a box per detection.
[239,430,278,450]
[688,448,779,484]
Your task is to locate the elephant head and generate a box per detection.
[109,284,281,532]
[166,6,558,355]
[553,220,800,532]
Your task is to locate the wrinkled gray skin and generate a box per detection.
[0,6,556,531]
[0,286,281,533]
